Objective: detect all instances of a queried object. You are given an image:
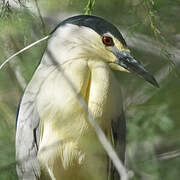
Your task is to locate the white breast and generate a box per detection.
[36,59,123,179]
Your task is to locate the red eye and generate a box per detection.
[102,36,113,46]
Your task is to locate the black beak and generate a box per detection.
[114,50,159,87]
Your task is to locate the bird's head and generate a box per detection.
[48,15,158,87]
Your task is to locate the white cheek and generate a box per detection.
[46,24,108,65]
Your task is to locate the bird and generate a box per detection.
[15,15,158,180]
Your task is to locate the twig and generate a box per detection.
[143,0,174,69]
[46,49,129,180]
[139,148,180,165]
[14,65,26,89]
[2,35,27,89]
[157,149,180,161]
[0,35,49,70]
[34,0,46,35]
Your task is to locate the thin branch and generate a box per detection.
[157,149,180,161]
[143,0,174,69]
[14,65,26,89]
[0,35,49,70]
[34,0,46,35]
[2,35,27,89]
[139,148,180,165]
[46,49,129,180]
[8,35,27,89]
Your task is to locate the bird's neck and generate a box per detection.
[37,59,122,174]
[87,60,112,125]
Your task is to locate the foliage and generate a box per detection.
[84,0,96,15]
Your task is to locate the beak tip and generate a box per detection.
[114,50,160,88]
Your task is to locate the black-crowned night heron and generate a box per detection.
[16,15,158,180]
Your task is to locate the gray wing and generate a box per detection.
[16,87,41,180]
[16,63,51,180]
[111,110,126,180]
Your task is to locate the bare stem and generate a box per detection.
[0,35,49,70]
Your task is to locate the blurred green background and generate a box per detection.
[0,0,180,179]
